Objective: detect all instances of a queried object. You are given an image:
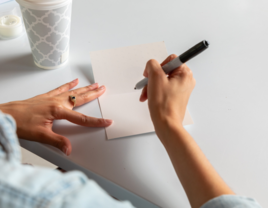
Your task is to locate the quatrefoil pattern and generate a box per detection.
[20,4,72,68]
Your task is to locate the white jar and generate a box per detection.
[0,14,23,39]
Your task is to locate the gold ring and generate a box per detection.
[69,95,76,108]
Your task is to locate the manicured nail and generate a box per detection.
[62,146,68,155]
[99,85,105,90]
[105,119,113,125]
[91,83,98,87]
[72,78,78,83]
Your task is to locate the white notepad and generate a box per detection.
[90,42,193,140]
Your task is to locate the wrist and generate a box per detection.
[0,102,17,116]
[154,117,185,146]
[0,103,8,113]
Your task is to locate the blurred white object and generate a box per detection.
[21,147,57,169]
[0,0,13,5]
[0,14,23,39]
[0,4,24,39]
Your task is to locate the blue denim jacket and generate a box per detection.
[0,111,262,208]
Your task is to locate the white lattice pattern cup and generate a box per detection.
[16,0,72,70]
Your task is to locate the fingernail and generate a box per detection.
[99,85,105,90]
[105,119,113,125]
[72,78,78,83]
[62,146,68,155]
[89,83,98,89]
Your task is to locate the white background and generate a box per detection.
[0,0,268,207]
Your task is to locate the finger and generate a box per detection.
[58,108,113,127]
[145,59,166,84]
[33,128,72,156]
[143,54,178,77]
[139,85,148,102]
[47,78,79,97]
[73,85,106,107]
[169,63,191,78]
[160,54,178,66]
[69,83,99,96]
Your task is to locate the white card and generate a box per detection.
[90,42,193,139]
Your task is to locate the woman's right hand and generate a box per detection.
[139,54,195,140]
[140,55,236,208]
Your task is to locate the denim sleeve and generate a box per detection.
[0,111,21,162]
[0,111,135,208]
[0,163,135,208]
[200,195,262,208]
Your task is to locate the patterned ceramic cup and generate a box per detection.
[16,0,72,69]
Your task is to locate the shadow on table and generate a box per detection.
[53,122,164,207]
[0,54,43,79]
[53,124,101,137]
[76,64,95,84]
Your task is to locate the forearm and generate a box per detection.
[0,103,12,114]
[0,101,26,122]
[157,123,234,208]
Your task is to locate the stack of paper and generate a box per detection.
[90,42,193,140]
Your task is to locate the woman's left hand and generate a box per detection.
[0,79,112,156]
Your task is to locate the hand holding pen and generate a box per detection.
[139,54,196,133]
[138,42,235,208]
[139,40,209,132]
[135,40,209,89]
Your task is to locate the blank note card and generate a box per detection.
[90,42,193,140]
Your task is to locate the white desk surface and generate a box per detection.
[1,0,268,207]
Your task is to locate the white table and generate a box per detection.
[1,1,268,207]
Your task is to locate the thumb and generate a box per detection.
[145,59,166,85]
[34,128,72,156]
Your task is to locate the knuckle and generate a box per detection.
[146,60,162,76]
[181,64,191,75]
[145,60,158,76]
[96,88,105,94]
[188,70,193,77]
[147,59,158,67]
[97,118,106,126]
[170,54,177,59]
[68,82,72,89]
[55,136,66,148]
[88,84,96,90]
[80,93,86,100]
[50,104,63,118]
[69,90,78,95]
[180,63,187,70]
[80,93,91,102]
[81,114,89,123]
[188,71,193,79]
[143,70,148,77]
[56,86,64,94]
[192,78,196,86]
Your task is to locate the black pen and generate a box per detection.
[134,40,209,90]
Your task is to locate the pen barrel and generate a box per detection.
[135,77,148,89]
[179,40,209,63]
[162,57,182,74]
